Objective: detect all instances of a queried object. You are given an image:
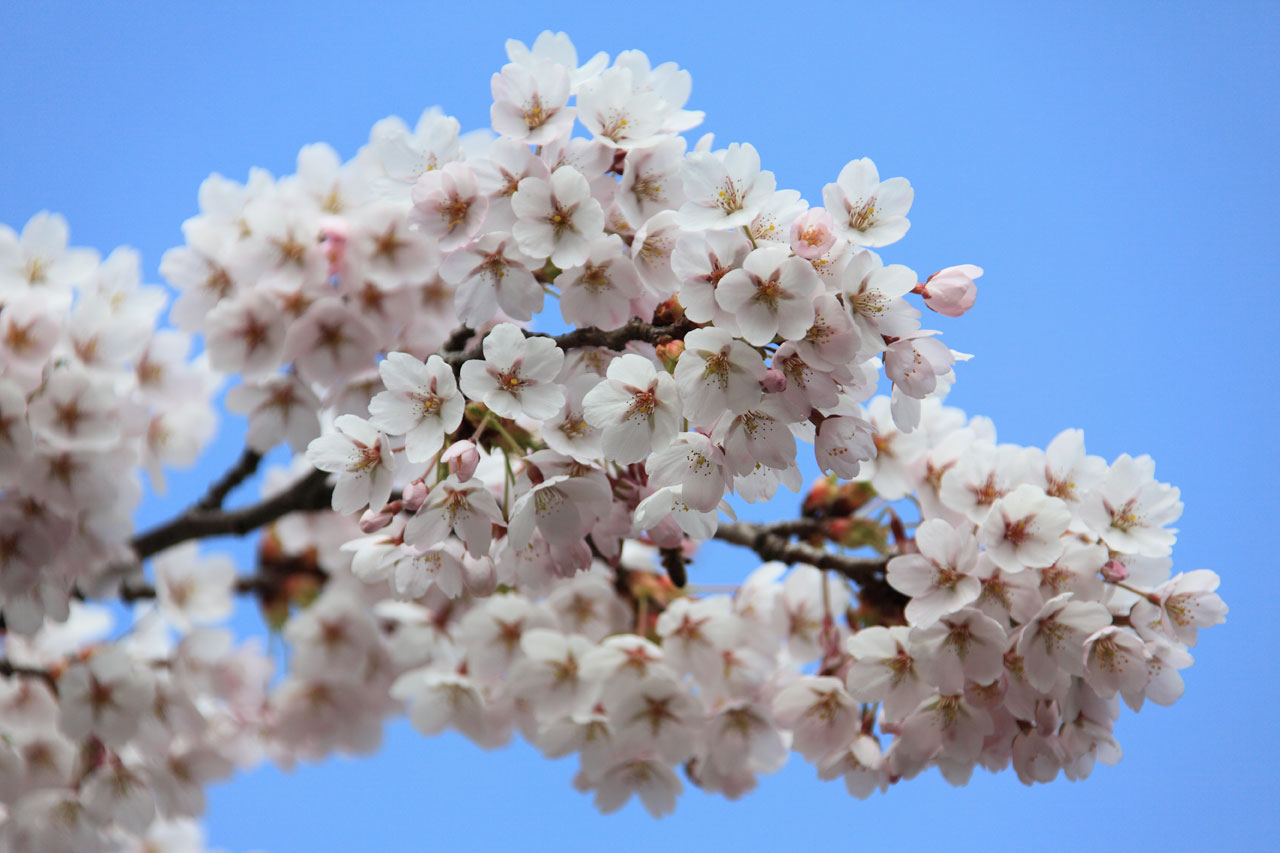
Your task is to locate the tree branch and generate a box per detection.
[713,521,889,586]
[194,448,263,511]
[130,468,331,561]
[441,318,696,372]
[0,659,56,685]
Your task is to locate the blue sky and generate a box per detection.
[2,1,1277,850]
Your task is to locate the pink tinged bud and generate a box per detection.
[358,499,396,532]
[1101,559,1129,583]
[761,367,788,393]
[789,208,837,260]
[442,440,480,482]
[921,264,981,318]
[402,479,430,512]
[319,216,350,277]
[359,500,402,533]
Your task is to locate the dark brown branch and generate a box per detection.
[195,448,263,511]
[713,521,888,586]
[441,318,696,372]
[131,468,331,561]
[118,564,329,602]
[0,659,56,685]
[441,324,475,353]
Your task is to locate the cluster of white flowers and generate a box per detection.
[0,30,1225,847]
[0,212,218,635]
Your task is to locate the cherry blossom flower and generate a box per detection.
[404,474,505,557]
[306,414,396,514]
[1079,453,1183,558]
[979,484,1072,572]
[57,647,156,748]
[511,166,605,268]
[439,232,542,326]
[911,608,1008,692]
[458,323,566,420]
[888,519,983,626]
[26,365,121,451]
[283,298,380,385]
[672,327,765,427]
[712,397,798,477]
[504,31,609,92]
[153,544,236,630]
[845,626,932,723]
[815,415,877,480]
[556,235,643,330]
[672,229,751,334]
[773,676,859,763]
[491,59,576,145]
[225,373,323,454]
[646,432,732,512]
[542,373,605,462]
[368,352,463,463]
[677,142,776,231]
[577,66,669,150]
[507,474,608,550]
[790,207,837,260]
[587,755,683,818]
[204,291,287,377]
[409,162,489,252]
[0,211,98,304]
[606,673,703,764]
[839,250,922,342]
[1082,626,1148,699]
[822,157,913,247]
[618,138,687,226]
[582,353,681,465]
[1017,593,1113,691]
[716,246,820,345]
[1129,569,1227,646]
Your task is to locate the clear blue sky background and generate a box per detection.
[2,2,1277,850]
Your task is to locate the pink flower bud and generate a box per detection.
[1101,559,1130,583]
[359,500,402,533]
[789,208,837,260]
[761,367,788,393]
[442,440,480,482]
[401,479,430,512]
[921,264,982,318]
[318,215,350,278]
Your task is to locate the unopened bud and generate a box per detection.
[401,479,430,512]
[761,367,787,393]
[318,216,349,279]
[802,476,837,515]
[656,339,685,372]
[442,440,480,482]
[921,264,981,318]
[359,500,402,533]
[1101,559,1130,583]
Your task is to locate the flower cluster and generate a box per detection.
[0,213,218,635]
[0,30,1225,847]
